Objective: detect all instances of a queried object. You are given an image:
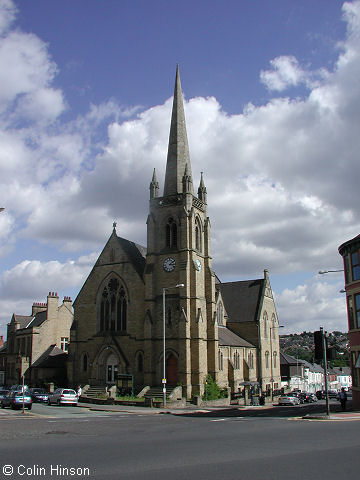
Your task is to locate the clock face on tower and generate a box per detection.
[163,257,176,272]
[195,259,202,272]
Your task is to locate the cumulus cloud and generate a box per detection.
[275,276,347,334]
[0,253,98,332]
[2,0,360,335]
[260,55,329,92]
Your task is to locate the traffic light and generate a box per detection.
[314,330,324,361]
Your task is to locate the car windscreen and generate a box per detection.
[62,390,76,395]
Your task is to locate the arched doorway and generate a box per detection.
[166,354,178,385]
[106,353,119,384]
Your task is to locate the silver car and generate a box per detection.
[278,394,300,406]
[47,388,78,406]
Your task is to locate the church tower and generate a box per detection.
[145,66,218,398]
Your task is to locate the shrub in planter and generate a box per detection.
[202,375,228,400]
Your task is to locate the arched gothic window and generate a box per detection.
[218,350,224,371]
[248,352,254,369]
[273,351,277,368]
[217,301,224,326]
[167,307,172,326]
[99,279,128,333]
[263,311,268,338]
[272,314,276,339]
[82,353,88,372]
[265,351,270,369]
[195,217,202,252]
[137,353,143,373]
[166,217,177,248]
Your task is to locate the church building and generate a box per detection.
[68,67,281,400]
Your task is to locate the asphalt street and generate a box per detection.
[0,400,359,480]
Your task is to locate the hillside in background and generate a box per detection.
[280,331,349,367]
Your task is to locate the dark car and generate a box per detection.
[0,389,9,401]
[1,391,32,410]
[29,388,49,403]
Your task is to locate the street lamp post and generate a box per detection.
[162,283,184,407]
[270,325,284,402]
[318,270,344,274]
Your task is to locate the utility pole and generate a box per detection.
[320,327,330,418]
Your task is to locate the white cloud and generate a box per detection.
[275,276,347,334]
[260,55,329,92]
[0,0,16,36]
[2,1,360,336]
[0,253,97,332]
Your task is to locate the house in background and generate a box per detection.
[280,352,306,391]
[333,366,352,391]
[5,292,73,386]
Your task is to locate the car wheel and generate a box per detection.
[27,405,32,410]
[57,399,60,406]
[1,403,5,409]
[47,399,51,405]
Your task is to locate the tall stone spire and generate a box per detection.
[198,171,207,203]
[149,168,159,199]
[163,65,193,196]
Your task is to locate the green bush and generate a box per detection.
[202,375,228,400]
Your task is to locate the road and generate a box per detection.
[0,400,358,480]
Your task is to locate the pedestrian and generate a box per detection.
[77,385,82,399]
[339,387,347,411]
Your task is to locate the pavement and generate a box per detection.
[77,400,360,420]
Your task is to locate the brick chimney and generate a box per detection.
[0,335,3,348]
[32,302,47,316]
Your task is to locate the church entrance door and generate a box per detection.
[106,353,119,384]
[166,355,178,385]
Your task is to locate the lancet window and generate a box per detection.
[99,278,127,333]
[166,217,177,248]
[195,217,202,252]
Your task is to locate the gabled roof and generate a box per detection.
[218,326,255,348]
[217,279,264,323]
[280,352,304,366]
[12,310,47,330]
[116,235,146,279]
[31,345,67,368]
[12,315,32,329]
[27,310,47,328]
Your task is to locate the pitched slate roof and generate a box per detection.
[12,315,32,329]
[27,310,47,328]
[116,236,146,279]
[280,352,303,366]
[217,279,264,323]
[31,345,67,368]
[13,310,47,330]
[218,326,255,348]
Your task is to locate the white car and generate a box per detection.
[47,388,78,406]
[278,394,300,406]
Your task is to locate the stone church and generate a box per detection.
[68,67,281,400]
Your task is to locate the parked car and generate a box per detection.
[29,388,49,403]
[317,390,338,399]
[0,389,9,401]
[278,394,300,406]
[47,388,78,406]
[288,392,304,403]
[300,392,317,403]
[10,384,29,392]
[1,391,32,410]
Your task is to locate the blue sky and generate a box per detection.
[0,0,357,337]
